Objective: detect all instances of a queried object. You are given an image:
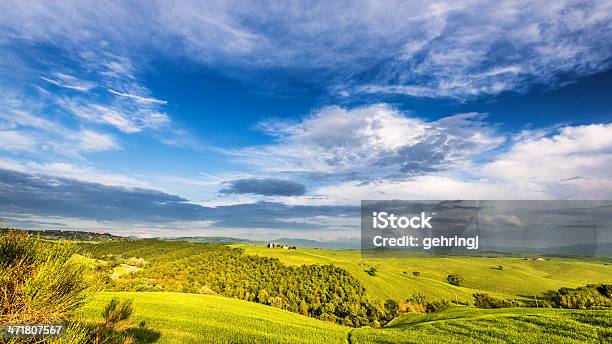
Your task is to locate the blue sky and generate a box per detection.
[1,1,612,241]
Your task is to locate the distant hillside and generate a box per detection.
[484,243,612,258]
[165,236,359,249]
[165,236,264,244]
[274,238,359,250]
[540,242,612,257]
[0,228,124,241]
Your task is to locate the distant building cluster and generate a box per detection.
[266,242,297,250]
[525,256,546,262]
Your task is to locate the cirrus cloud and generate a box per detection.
[1,1,610,98]
[40,72,96,92]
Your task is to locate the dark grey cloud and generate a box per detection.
[0,168,200,222]
[0,169,349,230]
[220,178,306,196]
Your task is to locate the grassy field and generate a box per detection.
[75,292,612,344]
[75,292,349,344]
[238,245,612,302]
[352,307,612,343]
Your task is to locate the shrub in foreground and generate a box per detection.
[0,231,89,323]
[0,231,143,344]
[93,298,136,344]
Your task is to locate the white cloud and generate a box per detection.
[59,99,169,134]
[108,89,167,105]
[0,130,38,152]
[40,72,96,92]
[0,214,217,239]
[284,175,544,206]
[2,39,175,143]
[281,122,612,205]
[198,196,259,208]
[277,215,358,229]
[230,104,502,179]
[480,123,612,198]
[65,102,138,133]
[0,158,149,188]
[0,96,62,132]
[78,130,120,152]
[353,85,444,98]
[0,95,120,156]
[218,105,612,205]
[230,104,426,175]
[48,50,172,135]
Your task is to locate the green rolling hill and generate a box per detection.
[71,240,612,343]
[239,245,612,302]
[352,307,612,343]
[75,292,612,344]
[76,292,349,344]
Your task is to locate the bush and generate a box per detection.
[406,292,428,305]
[412,271,420,277]
[400,293,428,314]
[0,231,90,323]
[402,293,449,313]
[538,300,553,308]
[0,231,145,344]
[451,299,470,306]
[497,265,504,271]
[101,298,134,331]
[473,293,522,308]
[384,299,399,319]
[399,302,426,313]
[548,284,612,309]
[425,299,450,313]
[366,267,377,276]
[92,298,136,344]
[592,284,612,298]
[447,274,463,286]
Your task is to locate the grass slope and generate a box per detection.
[352,307,612,343]
[76,292,612,344]
[75,292,349,344]
[239,245,612,302]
